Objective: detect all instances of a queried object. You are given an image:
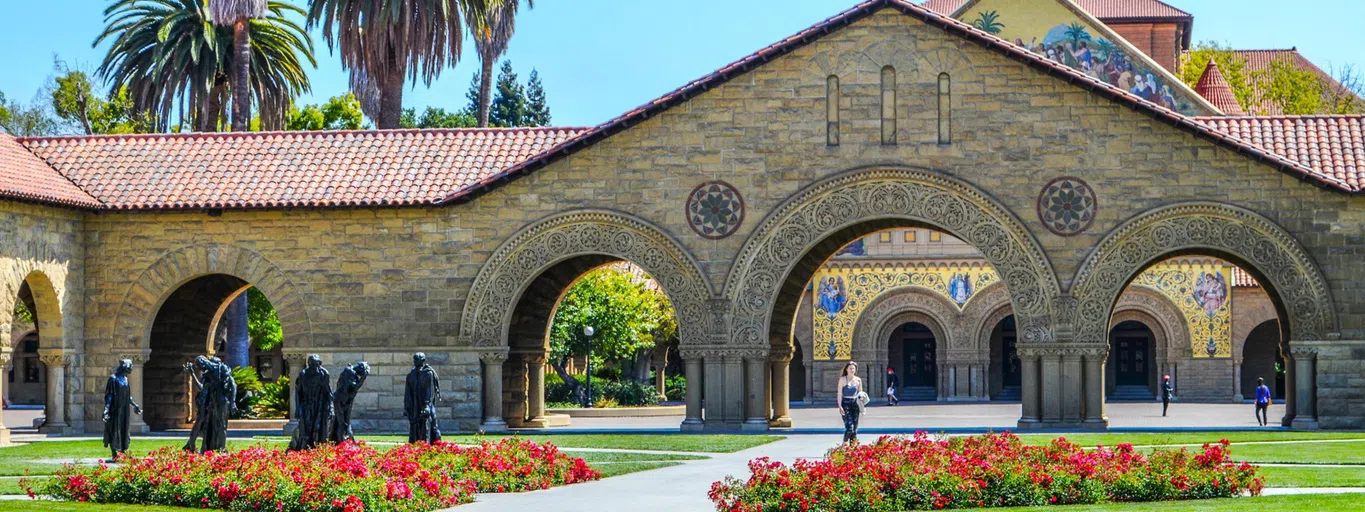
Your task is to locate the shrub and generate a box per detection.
[255,375,290,419]
[24,439,600,511]
[230,367,263,419]
[545,374,659,407]
[709,433,1262,511]
[665,375,687,402]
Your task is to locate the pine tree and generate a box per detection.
[489,61,527,128]
[525,69,551,127]
[464,71,482,118]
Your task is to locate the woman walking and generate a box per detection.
[1161,375,1174,417]
[1255,377,1273,426]
[838,362,864,444]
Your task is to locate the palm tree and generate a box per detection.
[209,0,268,132]
[1065,22,1092,45]
[467,0,531,127]
[96,0,314,132]
[307,0,493,129]
[971,10,1004,35]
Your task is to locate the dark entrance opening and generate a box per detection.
[889,322,936,401]
[1107,320,1157,401]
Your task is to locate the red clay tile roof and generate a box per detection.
[922,0,1190,21]
[20,128,585,210]
[1231,267,1259,288]
[0,133,102,208]
[1195,115,1364,191]
[1195,60,1246,115]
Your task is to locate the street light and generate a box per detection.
[583,325,596,408]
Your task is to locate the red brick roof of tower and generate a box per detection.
[19,128,585,210]
[921,0,1191,21]
[1195,115,1365,190]
[0,133,102,208]
[1217,49,1353,116]
[1195,60,1246,115]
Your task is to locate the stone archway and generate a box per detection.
[725,166,1060,427]
[850,286,959,400]
[0,270,69,434]
[459,210,713,430]
[111,244,312,431]
[1111,287,1188,399]
[963,282,1013,400]
[1071,202,1337,428]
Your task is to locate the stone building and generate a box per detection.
[1,0,1363,441]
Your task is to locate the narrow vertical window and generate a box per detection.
[826,75,840,146]
[881,66,897,145]
[937,73,951,144]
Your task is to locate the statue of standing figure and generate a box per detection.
[182,356,236,453]
[403,353,442,443]
[103,359,142,462]
[329,361,370,444]
[288,355,333,451]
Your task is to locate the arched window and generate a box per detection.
[827,75,840,146]
[881,66,896,145]
[937,73,951,144]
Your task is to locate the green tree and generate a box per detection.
[1180,41,1256,113]
[548,267,676,397]
[307,0,491,129]
[209,0,269,131]
[1064,22,1091,45]
[13,300,34,324]
[246,287,283,352]
[465,0,531,127]
[464,71,483,118]
[399,106,477,128]
[286,93,365,130]
[96,0,314,132]
[524,69,550,127]
[971,10,1004,35]
[49,61,153,135]
[0,91,60,136]
[489,60,527,127]
[1255,58,1327,115]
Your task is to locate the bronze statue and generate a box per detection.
[403,352,441,443]
[288,355,333,451]
[183,356,235,453]
[102,359,142,462]
[181,356,211,452]
[329,361,370,444]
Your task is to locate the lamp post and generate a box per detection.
[583,325,596,408]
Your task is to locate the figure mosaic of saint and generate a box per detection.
[818,276,848,320]
[1192,271,1228,317]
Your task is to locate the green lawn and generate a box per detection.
[996,494,1365,511]
[1230,441,1365,465]
[0,439,283,477]
[1260,466,1365,487]
[352,433,783,453]
[594,461,684,478]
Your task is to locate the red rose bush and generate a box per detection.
[709,432,1261,511]
[24,439,600,511]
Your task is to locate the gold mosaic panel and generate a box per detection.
[812,264,998,360]
[1131,261,1234,358]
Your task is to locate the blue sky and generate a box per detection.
[1,0,1361,128]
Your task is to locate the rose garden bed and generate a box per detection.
[22,439,600,511]
[709,432,1262,511]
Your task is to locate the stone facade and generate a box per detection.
[2,6,1363,435]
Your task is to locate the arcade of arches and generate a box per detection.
[1,2,1363,439]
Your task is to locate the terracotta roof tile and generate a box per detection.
[0,133,102,208]
[1231,267,1259,288]
[20,128,585,210]
[1195,60,1246,115]
[922,0,1190,21]
[1195,115,1365,191]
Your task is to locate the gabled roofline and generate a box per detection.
[16,125,585,144]
[438,0,1357,205]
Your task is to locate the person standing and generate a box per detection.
[288,355,333,451]
[1255,377,1273,426]
[404,353,442,444]
[1161,375,1174,417]
[103,359,142,462]
[838,362,864,444]
[885,367,900,406]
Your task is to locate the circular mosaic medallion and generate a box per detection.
[1037,177,1097,237]
[686,180,745,239]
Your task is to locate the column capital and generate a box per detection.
[479,350,509,364]
[282,352,311,365]
[116,350,153,366]
[1289,345,1320,357]
[37,349,70,367]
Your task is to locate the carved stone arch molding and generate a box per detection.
[852,286,961,358]
[1071,202,1336,344]
[460,209,713,348]
[725,166,1062,349]
[0,261,69,350]
[112,244,313,350]
[1112,286,1189,360]
[963,282,1013,354]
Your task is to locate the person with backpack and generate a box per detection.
[885,367,900,406]
[1254,377,1273,426]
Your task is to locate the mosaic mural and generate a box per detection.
[1037,176,1097,236]
[1131,261,1234,358]
[812,264,999,360]
[686,180,744,239]
[958,1,1209,116]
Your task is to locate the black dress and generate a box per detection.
[103,375,134,457]
[404,365,442,443]
[289,366,333,451]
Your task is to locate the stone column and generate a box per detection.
[281,353,308,434]
[1233,362,1243,401]
[122,351,151,434]
[1282,351,1297,426]
[743,352,769,431]
[1061,352,1083,422]
[1018,349,1040,425]
[703,355,727,430]
[723,352,745,428]
[769,348,793,427]
[0,352,9,445]
[1291,346,1318,430]
[1083,348,1107,426]
[523,353,548,429]
[38,350,68,433]
[652,350,668,401]
[1040,352,1063,424]
[681,351,704,431]
[480,352,509,432]
[502,352,528,427]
